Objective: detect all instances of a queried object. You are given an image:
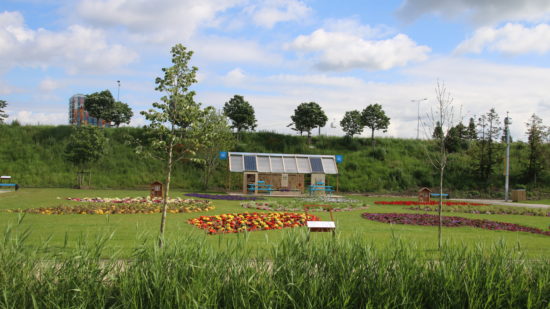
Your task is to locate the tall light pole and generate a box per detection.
[504,112,512,201]
[117,80,121,101]
[411,98,427,139]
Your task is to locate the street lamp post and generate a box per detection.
[504,112,512,201]
[411,98,427,139]
[117,80,121,101]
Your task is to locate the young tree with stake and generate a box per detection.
[140,44,208,247]
[423,81,456,250]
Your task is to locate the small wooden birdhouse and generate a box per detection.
[418,187,432,202]
[150,181,163,199]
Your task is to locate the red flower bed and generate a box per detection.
[362,213,550,236]
[188,212,319,234]
[374,201,489,206]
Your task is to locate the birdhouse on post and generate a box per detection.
[418,187,431,203]
[150,181,163,199]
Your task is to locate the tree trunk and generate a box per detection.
[438,166,444,250]
[307,131,312,145]
[159,138,174,248]
[371,128,375,148]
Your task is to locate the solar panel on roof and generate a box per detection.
[309,157,324,173]
[244,156,257,171]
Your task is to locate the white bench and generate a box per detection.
[304,205,336,238]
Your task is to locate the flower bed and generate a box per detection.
[67,196,199,204]
[374,201,489,206]
[242,201,368,212]
[362,213,550,236]
[185,193,265,201]
[12,200,213,215]
[408,205,550,217]
[188,212,319,234]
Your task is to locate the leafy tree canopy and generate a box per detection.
[111,101,133,127]
[290,102,328,137]
[223,95,257,132]
[85,90,115,123]
[340,110,363,138]
[361,103,390,146]
[64,125,107,170]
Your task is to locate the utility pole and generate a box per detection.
[504,112,511,201]
[412,98,427,139]
[117,80,121,101]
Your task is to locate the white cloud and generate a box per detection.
[288,29,430,71]
[323,17,395,39]
[75,0,243,43]
[397,0,550,25]
[223,68,246,85]
[245,0,311,29]
[455,23,550,55]
[191,36,283,65]
[10,110,66,125]
[38,78,61,92]
[0,11,138,73]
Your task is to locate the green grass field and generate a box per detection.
[1,188,549,257]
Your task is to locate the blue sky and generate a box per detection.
[2,0,550,140]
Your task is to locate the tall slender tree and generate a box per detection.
[525,114,548,186]
[0,100,8,124]
[140,44,208,247]
[223,95,257,133]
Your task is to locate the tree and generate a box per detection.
[432,121,444,139]
[140,44,208,247]
[198,108,235,189]
[64,126,107,188]
[423,81,456,250]
[361,103,390,147]
[223,95,257,133]
[0,100,8,124]
[290,102,328,145]
[340,110,363,138]
[525,114,548,186]
[444,122,468,153]
[111,101,133,127]
[466,117,477,140]
[475,108,501,183]
[85,90,116,125]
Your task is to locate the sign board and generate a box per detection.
[335,155,343,163]
[219,151,228,160]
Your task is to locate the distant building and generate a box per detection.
[68,94,110,127]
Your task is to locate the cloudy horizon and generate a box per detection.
[2,0,550,141]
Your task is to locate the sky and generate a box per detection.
[1,0,550,140]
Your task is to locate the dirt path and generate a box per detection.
[451,198,550,209]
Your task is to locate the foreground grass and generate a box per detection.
[0,188,549,257]
[1,223,549,308]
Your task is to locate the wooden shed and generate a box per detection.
[418,187,432,202]
[150,181,163,199]
[228,152,339,195]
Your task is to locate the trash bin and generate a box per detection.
[511,189,526,202]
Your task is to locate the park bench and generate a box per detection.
[304,204,336,239]
[307,182,334,196]
[247,181,274,195]
[0,176,18,191]
[430,193,450,199]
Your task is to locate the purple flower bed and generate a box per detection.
[362,213,550,237]
[185,193,265,201]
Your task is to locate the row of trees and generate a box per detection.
[340,104,390,146]
[0,100,8,124]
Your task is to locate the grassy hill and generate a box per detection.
[1,124,548,197]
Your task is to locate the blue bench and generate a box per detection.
[308,185,334,196]
[0,183,19,191]
[248,183,274,195]
[431,193,449,199]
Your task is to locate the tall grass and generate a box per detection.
[0,219,548,308]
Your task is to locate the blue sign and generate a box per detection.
[335,155,343,163]
[219,151,228,160]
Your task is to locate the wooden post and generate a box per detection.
[336,174,339,193]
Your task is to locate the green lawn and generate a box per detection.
[1,188,549,257]
[523,199,550,205]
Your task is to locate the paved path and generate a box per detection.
[451,198,550,209]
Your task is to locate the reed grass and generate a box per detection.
[1,217,548,308]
